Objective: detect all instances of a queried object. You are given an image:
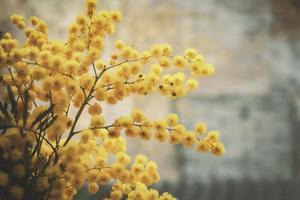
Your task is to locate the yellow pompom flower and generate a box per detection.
[95,59,106,70]
[10,15,25,29]
[154,130,168,142]
[115,40,125,50]
[173,124,186,134]
[9,185,24,200]
[0,170,8,186]
[150,45,162,58]
[186,79,199,90]
[30,16,39,25]
[52,75,64,91]
[35,177,49,192]
[182,131,196,148]
[116,152,131,165]
[135,154,148,165]
[130,62,141,75]
[166,113,179,127]
[161,44,173,56]
[36,20,48,34]
[95,88,108,101]
[88,102,102,115]
[203,63,215,76]
[0,0,225,199]
[90,115,106,128]
[80,129,93,144]
[149,189,160,199]
[184,48,197,60]
[131,163,144,176]
[141,51,151,64]
[211,142,225,156]
[159,192,176,200]
[159,57,171,68]
[195,121,207,134]
[68,23,80,35]
[168,132,182,144]
[31,66,47,80]
[98,171,111,185]
[173,55,187,68]
[131,109,145,123]
[111,190,123,200]
[139,128,152,140]
[153,120,167,131]
[12,164,26,178]
[207,130,220,142]
[88,182,99,194]
[76,14,88,27]
[110,11,122,23]
[196,140,211,152]
[86,0,97,11]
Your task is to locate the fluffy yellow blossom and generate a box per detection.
[211,142,226,156]
[166,113,179,127]
[131,109,145,123]
[168,132,182,144]
[173,55,187,68]
[88,102,102,115]
[111,190,123,200]
[139,127,152,140]
[88,182,99,194]
[12,164,26,178]
[195,121,207,134]
[95,59,105,70]
[0,170,9,186]
[125,126,139,137]
[154,130,169,142]
[0,0,224,199]
[159,192,176,200]
[80,129,93,143]
[35,177,49,192]
[182,131,197,148]
[184,48,197,60]
[10,15,25,29]
[135,154,148,165]
[30,16,39,25]
[196,140,211,152]
[186,78,199,90]
[159,56,171,68]
[150,45,163,58]
[207,130,220,142]
[9,185,24,200]
[115,40,125,50]
[154,120,167,131]
[110,11,122,23]
[90,115,106,127]
[98,171,111,185]
[116,152,131,165]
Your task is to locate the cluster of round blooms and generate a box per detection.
[0,0,225,199]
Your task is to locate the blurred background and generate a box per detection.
[1,0,300,199]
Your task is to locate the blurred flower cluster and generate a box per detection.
[0,0,225,199]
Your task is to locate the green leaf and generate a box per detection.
[0,123,11,129]
[30,104,54,128]
[0,102,10,120]
[0,116,11,132]
[23,89,30,126]
[7,85,18,120]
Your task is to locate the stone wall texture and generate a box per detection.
[1,0,300,199]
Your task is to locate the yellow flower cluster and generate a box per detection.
[0,0,225,199]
